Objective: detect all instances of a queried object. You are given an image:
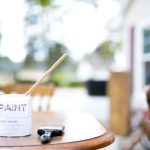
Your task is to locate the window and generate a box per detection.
[145,61,150,84]
[143,27,150,53]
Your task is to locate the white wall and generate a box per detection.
[123,0,150,25]
[122,0,150,105]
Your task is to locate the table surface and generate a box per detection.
[0,112,115,150]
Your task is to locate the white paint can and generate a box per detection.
[0,94,32,137]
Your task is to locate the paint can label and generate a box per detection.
[0,94,32,137]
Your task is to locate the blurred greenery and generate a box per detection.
[32,0,52,7]
[45,43,68,68]
[22,39,79,87]
[49,70,84,87]
[84,40,121,70]
[0,0,103,87]
[22,0,83,87]
[26,0,99,8]
[26,0,52,7]
[95,40,121,59]
[0,56,12,62]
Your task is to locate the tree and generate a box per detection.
[95,40,120,59]
[23,0,58,67]
[23,0,100,68]
[45,43,67,67]
[23,0,99,86]
[84,40,121,70]
[45,42,77,70]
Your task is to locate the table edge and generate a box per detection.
[3,130,115,150]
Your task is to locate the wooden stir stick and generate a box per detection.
[25,53,67,95]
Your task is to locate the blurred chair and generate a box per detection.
[0,83,55,112]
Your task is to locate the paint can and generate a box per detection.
[0,94,32,137]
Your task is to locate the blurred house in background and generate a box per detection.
[108,0,150,106]
[106,0,150,136]
[0,59,20,85]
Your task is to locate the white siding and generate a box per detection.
[122,0,150,103]
[123,0,150,25]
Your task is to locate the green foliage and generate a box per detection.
[24,0,90,87]
[34,0,51,7]
[27,0,53,7]
[50,70,83,87]
[95,40,121,59]
[28,0,99,8]
[99,41,114,58]
[22,40,79,87]
[49,70,69,87]
[68,81,84,87]
[45,43,67,68]
[0,56,12,62]
[23,52,36,67]
[14,78,34,84]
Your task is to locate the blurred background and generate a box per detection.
[0,0,150,149]
[0,0,121,86]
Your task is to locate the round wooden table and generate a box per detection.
[0,112,115,150]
